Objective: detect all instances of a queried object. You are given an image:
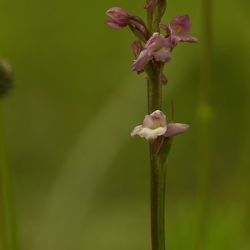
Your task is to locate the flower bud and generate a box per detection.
[106,7,130,24]
[105,7,130,29]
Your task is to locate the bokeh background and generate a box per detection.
[0,0,250,249]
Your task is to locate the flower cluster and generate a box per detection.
[105,4,198,142]
[131,110,189,143]
[105,7,199,81]
[132,14,199,73]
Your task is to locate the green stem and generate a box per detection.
[0,101,18,250]
[146,43,168,250]
[149,136,172,250]
[147,61,166,250]
[147,67,162,114]
[146,2,168,249]
[150,143,166,250]
[146,0,166,34]
[0,101,7,250]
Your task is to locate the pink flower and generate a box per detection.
[160,15,199,45]
[131,110,190,143]
[131,41,168,84]
[132,33,172,71]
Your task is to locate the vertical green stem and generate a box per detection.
[0,101,7,250]
[147,68,162,114]
[196,0,213,248]
[0,101,17,250]
[146,27,167,250]
[148,66,166,250]
[150,142,166,250]
[146,53,165,250]
[145,1,169,249]
[149,136,172,250]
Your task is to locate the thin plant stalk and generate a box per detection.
[0,100,7,250]
[0,101,17,250]
[149,135,172,250]
[147,72,165,250]
[146,62,170,250]
[146,1,171,249]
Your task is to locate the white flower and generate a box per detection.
[131,110,189,143]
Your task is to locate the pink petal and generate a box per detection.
[132,49,152,71]
[164,123,190,137]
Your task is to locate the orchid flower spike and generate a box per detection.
[131,110,190,143]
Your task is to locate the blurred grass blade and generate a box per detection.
[0,101,18,250]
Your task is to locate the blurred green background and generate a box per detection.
[0,0,250,249]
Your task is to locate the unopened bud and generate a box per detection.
[105,7,130,29]
[129,16,148,37]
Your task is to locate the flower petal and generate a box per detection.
[164,123,190,137]
[137,127,167,143]
[132,49,152,71]
[104,20,126,30]
[131,125,143,136]
[153,47,171,62]
[143,110,167,128]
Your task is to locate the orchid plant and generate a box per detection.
[105,1,199,249]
